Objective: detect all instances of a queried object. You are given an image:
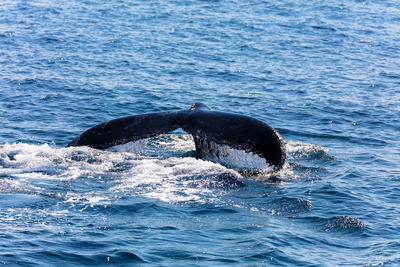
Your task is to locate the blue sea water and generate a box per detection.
[1,0,400,265]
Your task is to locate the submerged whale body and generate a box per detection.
[67,103,286,170]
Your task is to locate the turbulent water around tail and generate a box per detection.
[1,135,303,205]
[0,137,368,265]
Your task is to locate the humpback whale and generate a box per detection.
[67,103,286,170]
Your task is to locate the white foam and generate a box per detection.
[0,142,128,181]
[111,156,242,203]
[107,138,149,154]
[1,137,326,204]
[0,141,243,204]
[107,134,196,157]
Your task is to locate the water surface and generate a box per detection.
[1,0,400,266]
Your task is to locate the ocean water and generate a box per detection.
[1,0,400,265]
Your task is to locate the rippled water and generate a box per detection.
[1,0,400,266]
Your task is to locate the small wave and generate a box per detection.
[323,216,365,232]
[105,250,146,264]
[299,215,365,233]
[285,140,335,161]
[268,197,313,216]
[273,141,334,182]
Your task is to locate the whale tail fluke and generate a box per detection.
[67,103,286,169]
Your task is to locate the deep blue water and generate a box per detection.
[1,0,400,265]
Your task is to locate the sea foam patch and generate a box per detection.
[110,156,242,203]
[0,138,331,204]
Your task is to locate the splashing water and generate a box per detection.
[0,135,328,204]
